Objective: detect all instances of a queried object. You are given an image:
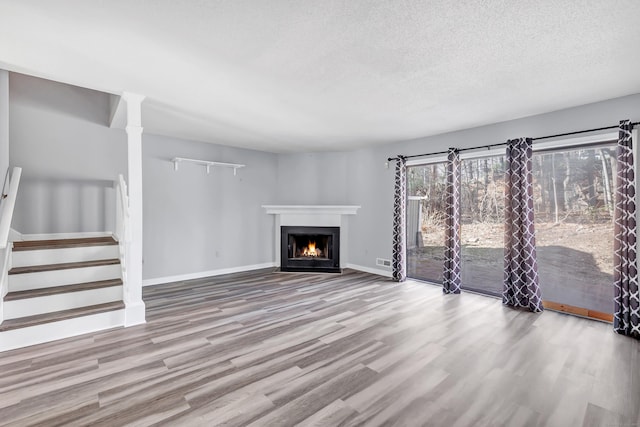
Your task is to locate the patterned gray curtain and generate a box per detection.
[613,120,639,339]
[392,156,407,282]
[443,148,462,293]
[503,138,544,312]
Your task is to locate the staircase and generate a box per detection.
[0,236,126,351]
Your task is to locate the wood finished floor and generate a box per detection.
[0,269,638,426]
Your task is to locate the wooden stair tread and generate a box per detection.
[9,258,120,275]
[4,279,123,301]
[0,301,125,332]
[12,237,117,251]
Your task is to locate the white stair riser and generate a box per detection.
[4,286,123,319]
[11,245,119,268]
[8,264,121,292]
[0,309,125,352]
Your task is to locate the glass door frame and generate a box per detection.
[404,132,622,307]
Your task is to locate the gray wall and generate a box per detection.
[9,73,126,234]
[8,70,640,280]
[276,152,350,204]
[343,146,395,269]
[274,148,396,270]
[142,134,277,280]
[344,93,640,271]
[7,73,279,282]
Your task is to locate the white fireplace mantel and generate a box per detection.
[262,205,360,215]
[262,205,360,268]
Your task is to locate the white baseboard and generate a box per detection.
[142,262,277,287]
[18,231,113,241]
[124,301,146,326]
[346,263,393,278]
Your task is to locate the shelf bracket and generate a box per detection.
[171,157,246,176]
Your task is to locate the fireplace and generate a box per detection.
[280,226,340,273]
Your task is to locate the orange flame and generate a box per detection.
[303,241,318,257]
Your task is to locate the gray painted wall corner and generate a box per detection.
[142,134,278,280]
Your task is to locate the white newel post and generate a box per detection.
[123,92,146,326]
[0,70,8,324]
[0,69,9,178]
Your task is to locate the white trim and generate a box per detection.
[123,92,145,322]
[109,94,126,129]
[0,167,21,249]
[0,308,125,353]
[124,302,146,326]
[18,231,113,241]
[264,205,359,268]
[460,148,506,160]
[406,154,447,167]
[405,131,619,167]
[262,205,360,215]
[142,262,277,287]
[0,243,9,296]
[9,264,121,291]
[8,228,21,241]
[11,245,119,268]
[3,286,122,319]
[346,263,393,278]
[0,241,9,323]
[532,131,618,152]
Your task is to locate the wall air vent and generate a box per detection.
[376,258,392,268]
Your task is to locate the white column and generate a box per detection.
[0,69,9,180]
[0,70,8,324]
[122,92,146,326]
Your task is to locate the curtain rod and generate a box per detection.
[387,121,640,162]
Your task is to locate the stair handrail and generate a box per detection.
[1,167,21,322]
[115,174,131,304]
[0,167,22,250]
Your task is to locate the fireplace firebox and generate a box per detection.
[280,226,340,273]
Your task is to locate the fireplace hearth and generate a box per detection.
[280,226,340,273]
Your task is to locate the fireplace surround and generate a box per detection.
[262,205,360,272]
[280,226,340,272]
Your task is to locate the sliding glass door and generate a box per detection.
[406,155,508,295]
[406,142,616,317]
[406,163,446,283]
[533,144,615,315]
[459,155,506,296]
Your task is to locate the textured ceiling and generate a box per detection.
[1,0,640,153]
